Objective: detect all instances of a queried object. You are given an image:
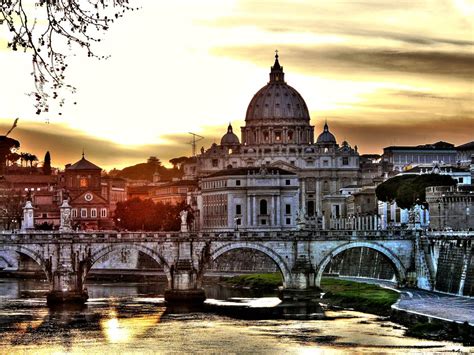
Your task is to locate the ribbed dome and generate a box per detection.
[317,122,336,144]
[245,54,310,123]
[221,124,240,146]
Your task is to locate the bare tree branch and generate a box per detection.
[0,0,138,117]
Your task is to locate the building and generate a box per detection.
[456,141,474,166]
[149,180,198,205]
[199,167,299,231]
[426,185,473,230]
[183,54,360,228]
[62,154,113,230]
[382,141,457,172]
[402,164,471,185]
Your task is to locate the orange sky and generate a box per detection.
[0,1,473,170]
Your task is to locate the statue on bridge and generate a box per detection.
[296,206,307,230]
[59,199,73,232]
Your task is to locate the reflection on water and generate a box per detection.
[0,278,471,354]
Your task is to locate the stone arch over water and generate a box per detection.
[210,242,292,287]
[315,242,406,287]
[0,245,50,281]
[85,244,171,284]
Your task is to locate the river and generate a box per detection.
[0,278,471,354]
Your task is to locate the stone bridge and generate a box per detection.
[0,230,417,304]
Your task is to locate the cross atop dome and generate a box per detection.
[270,50,284,83]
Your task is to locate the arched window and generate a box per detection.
[260,199,268,215]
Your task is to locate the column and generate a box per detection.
[276,195,281,226]
[247,195,251,228]
[252,196,257,226]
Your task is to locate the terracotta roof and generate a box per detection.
[456,141,474,151]
[67,157,102,171]
[384,141,456,151]
[1,175,57,184]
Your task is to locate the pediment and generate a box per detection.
[269,160,299,172]
[70,191,108,205]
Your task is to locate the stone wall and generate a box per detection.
[324,247,396,280]
[209,249,278,273]
[433,239,473,296]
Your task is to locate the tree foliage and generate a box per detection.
[116,159,183,181]
[0,0,137,115]
[114,198,190,231]
[0,186,23,230]
[0,136,20,174]
[43,151,51,175]
[376,174,456,209]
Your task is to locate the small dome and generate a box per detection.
[317,122,336,144]
[221,124,240,146]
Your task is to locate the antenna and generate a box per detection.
[188,132,204,156]
[4,118,19,137]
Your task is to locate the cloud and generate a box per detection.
[211,45,474,80]
[0,121,203,170]
[322,116,474,154]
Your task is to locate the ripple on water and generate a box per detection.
[0,279,471,354]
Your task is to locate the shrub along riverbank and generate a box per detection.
[320,278,399,316]
[223,273,283,290]
[223,274,399,316]
[223,274,473,344]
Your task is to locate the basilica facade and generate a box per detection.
[184,54,360,231]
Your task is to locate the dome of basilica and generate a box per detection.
[245,54,310,123]
[220,124,240,146]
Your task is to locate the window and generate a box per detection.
[260,199,268,215]
[42,213,47,218]
[285,179,291,186]
[91,208,97,218]
[236,180,241,186]
[236,218,241,226]
[286,217,291,225]
[81,208,87,218]
[342,157,349,165]
[212,159,218,167]
[323,160,329,167]
[101,208,107,218]
[307,201,315,216]
[236,204,242,215]
[261,219,267,225]
[72,209,77,218]
[263,131,269,141]
[285,204,291,214]
[275,131,281,141]
[288,131,293,141]
[79,177,88,187]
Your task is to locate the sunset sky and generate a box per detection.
[0,0,473,170]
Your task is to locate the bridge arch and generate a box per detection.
[85,244,171,284]
[315,242,406,288]
[0,245,50,282]
[209,242,292,287]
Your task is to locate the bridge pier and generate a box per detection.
[165,259,206,304]
[279,256,320,302]
[165,240,206,305]
[46,263,88,305]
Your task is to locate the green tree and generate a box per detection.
[43,151,52,175]
[376,174,456,209]
[0,136,20,174]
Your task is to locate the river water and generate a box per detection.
[0,278,471,354]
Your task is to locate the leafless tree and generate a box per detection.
[0,1,137,116]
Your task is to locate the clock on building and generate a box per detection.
[84,193,93,202]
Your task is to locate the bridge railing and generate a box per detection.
[0,229,418,243]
